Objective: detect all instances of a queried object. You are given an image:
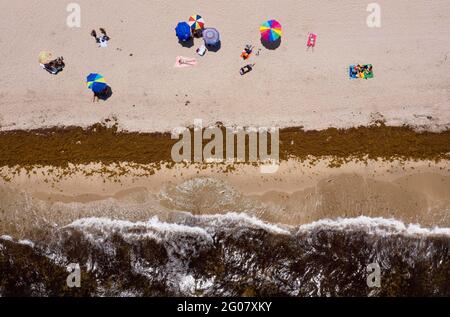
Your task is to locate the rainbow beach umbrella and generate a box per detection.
[188,14,205,31]
[260,19,282,42]
[86,73,106,92]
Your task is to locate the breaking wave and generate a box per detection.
[1,213,449,297]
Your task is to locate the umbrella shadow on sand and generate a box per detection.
[261,38,281,50]
[206,41,221,52]
[97,86,113,101]
[179,38,195,48]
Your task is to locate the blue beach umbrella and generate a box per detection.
[91,82,107,93]
[175,22,191,41]
[202,28,220,46]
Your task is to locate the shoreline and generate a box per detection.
[2,123,450,235]
[2,158,450,238]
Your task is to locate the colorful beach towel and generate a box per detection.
[307,33,317,47]
[349,64,373,79]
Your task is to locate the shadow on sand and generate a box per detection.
[97,86,113,101]
[261,38,281,50]
[206,41,221,52]
[179,38,195,48]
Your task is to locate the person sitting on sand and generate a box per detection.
[91,28,110,48]
[240,44,254,60]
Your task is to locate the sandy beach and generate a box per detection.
[1,0,450,132]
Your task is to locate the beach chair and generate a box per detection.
[196,45,207,56]
[307,33,317,48]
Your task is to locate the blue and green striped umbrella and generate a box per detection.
[86,73,106,89]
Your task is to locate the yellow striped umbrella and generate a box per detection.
[39,51,53,64]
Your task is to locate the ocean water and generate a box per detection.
[0,177,449,297]
[0,212,449,296]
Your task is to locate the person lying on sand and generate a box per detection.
[43,57,65,75]
[239,63,255,76]
[174,56,197,67]
[91,28,110,48]
[364,65,373,77]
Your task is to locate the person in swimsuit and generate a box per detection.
[91,28,110,47]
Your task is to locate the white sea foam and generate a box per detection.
[297,216,450,237]
[197,212,291,235]
[65,214,449,240]
[66,216,213,243]
[0,235,13,241]
[18,239,35,247]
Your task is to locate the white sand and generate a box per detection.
[1,0,450,132]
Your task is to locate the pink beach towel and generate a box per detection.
[174,56,197,68]
[307,33,317,47]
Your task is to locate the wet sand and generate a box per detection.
[1,158,450,238]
